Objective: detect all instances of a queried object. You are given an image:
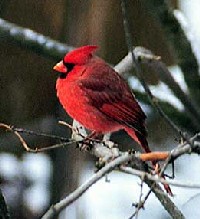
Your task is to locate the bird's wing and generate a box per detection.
[79,67,147,137]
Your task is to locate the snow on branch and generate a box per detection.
[0,18,73,60]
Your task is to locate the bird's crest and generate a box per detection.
[63,45,98,65]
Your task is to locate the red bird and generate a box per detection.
[54,46,173,196]
[53,45,151,153]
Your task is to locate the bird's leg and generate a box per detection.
[78,131,103,151]
[87,131,103,140]
[151,161,173,196]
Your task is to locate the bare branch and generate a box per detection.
[120,166,200,189]
[42,144,196,219]
[0,123,76,152]
[12,126,70,142]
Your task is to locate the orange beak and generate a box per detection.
[53,60,67,73]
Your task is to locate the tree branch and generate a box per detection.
[0,18,73,60]
[121,166,200,189]
[42,140,198,219]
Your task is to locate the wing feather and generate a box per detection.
[79,62,147,137]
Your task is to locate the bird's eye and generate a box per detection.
[59,62,75,79]
[64,62,75,73]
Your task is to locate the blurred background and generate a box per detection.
[0,0,200,218]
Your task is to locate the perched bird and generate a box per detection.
[54,45,151,153]
[54,45,172,196]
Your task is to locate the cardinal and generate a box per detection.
[53,45,172,195]
[54,45,151,153]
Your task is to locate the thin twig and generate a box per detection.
[130,176,145,219]
[120,166,200,189]
[0,122,109,153]
[12,126,70,142]
[0,123,35,152]
[0,123,76,152]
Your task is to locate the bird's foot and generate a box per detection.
[95,157,106,170]
[77,131,105,151]
[76,138,94,151]
[151,162,173,197]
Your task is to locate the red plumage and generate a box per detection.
[54,46,173,196]
[54,45,151,153]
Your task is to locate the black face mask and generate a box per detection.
[59,62,75,79]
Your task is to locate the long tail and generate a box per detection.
[124,127,151,153]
